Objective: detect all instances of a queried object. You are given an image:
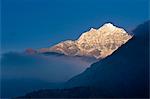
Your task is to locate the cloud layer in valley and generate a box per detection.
[1,52,96,82]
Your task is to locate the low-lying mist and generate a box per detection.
[1,52,97,82]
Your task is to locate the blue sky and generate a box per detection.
[1,0,149,52]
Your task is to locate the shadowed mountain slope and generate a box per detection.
[66,21,149,97]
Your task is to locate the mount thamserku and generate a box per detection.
[29,23,132,59]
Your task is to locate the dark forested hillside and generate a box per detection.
[66,21,149,97]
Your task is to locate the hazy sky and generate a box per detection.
[1,0,149,52]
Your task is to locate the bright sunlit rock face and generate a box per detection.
[39,23,132,59]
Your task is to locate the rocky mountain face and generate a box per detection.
[39,23,132,59]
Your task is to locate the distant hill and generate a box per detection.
[19,21,149,98]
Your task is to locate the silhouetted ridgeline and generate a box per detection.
[17,87,113,98]
[18,21,149,98]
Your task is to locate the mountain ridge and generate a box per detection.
[19,21,149,98]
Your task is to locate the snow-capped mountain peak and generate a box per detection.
[103,23,114,27]
[38,23,132,59]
